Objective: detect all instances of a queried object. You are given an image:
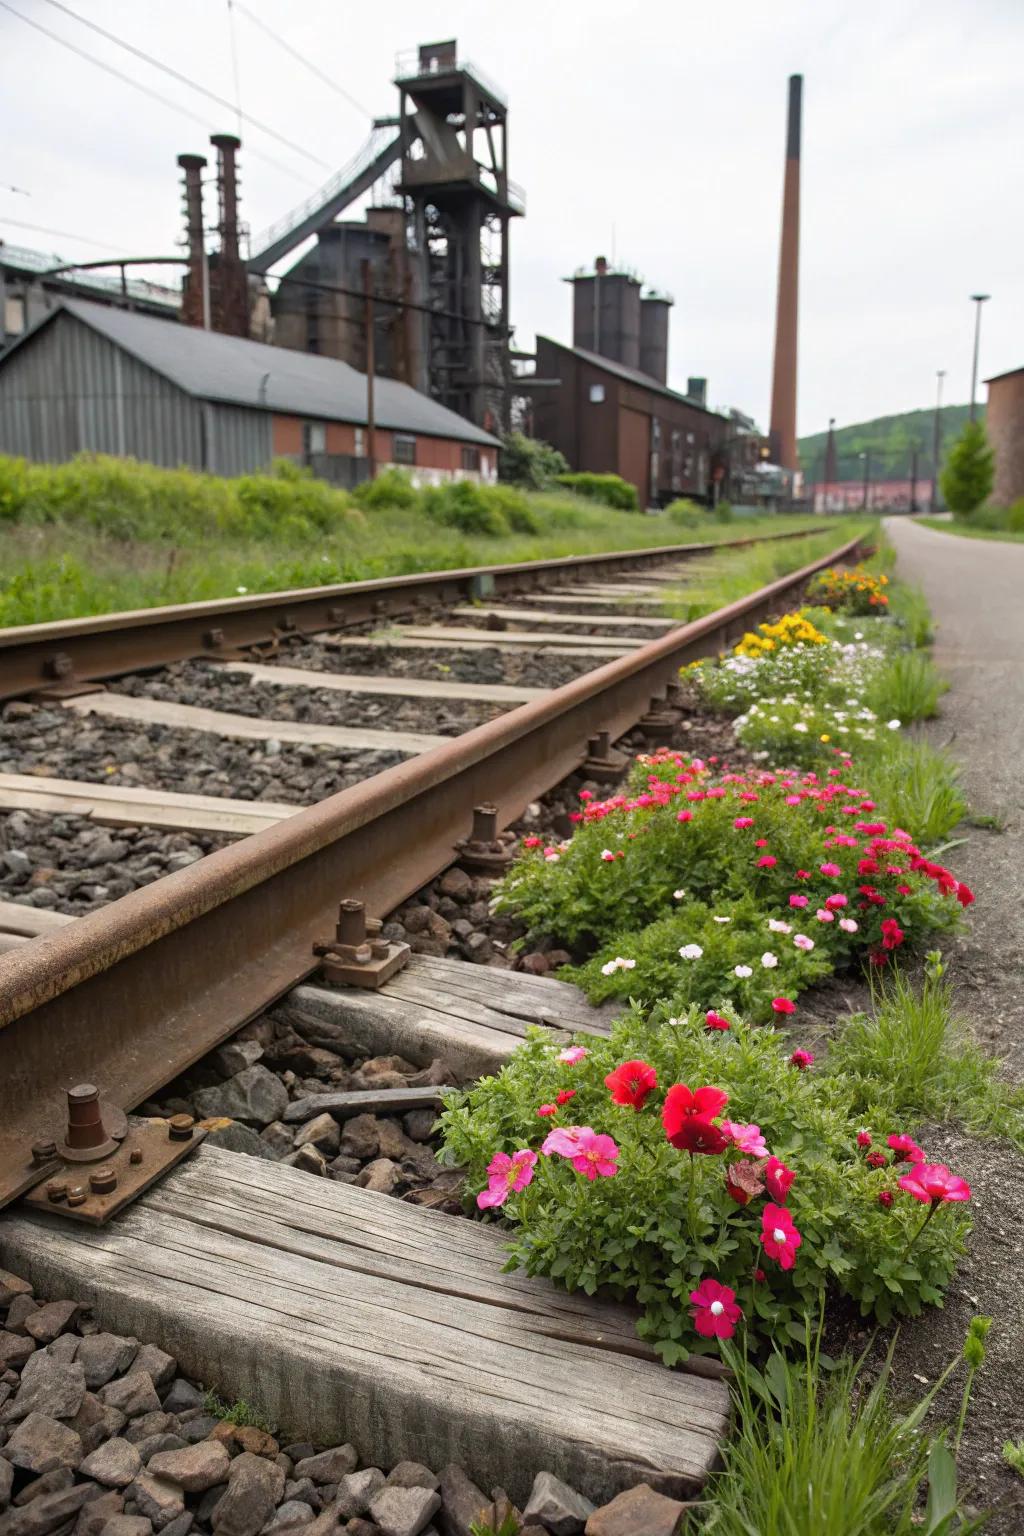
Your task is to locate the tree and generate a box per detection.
[498,431,568,491]
[939,421,994,516]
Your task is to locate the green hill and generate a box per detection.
[799,404,982,483]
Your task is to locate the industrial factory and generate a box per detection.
[0,40,805,504]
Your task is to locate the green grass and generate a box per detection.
[867,650,947,724]
[201,1390,274,1432]
[864,737,967,846]
[918,517,1024,545]
[701,1322,985,1535]
[659,521,871,620]
[824,964,1024,1151]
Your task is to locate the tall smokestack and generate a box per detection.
[210,133,249,337]
[769,74,802,471]
[177,153,207,329]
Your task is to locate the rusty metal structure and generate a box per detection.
[209,134,250,337]
[177,153,208,328]
[769,74,802,471]
[0,531,865,1215]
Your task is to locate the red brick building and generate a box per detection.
[985,366,1024,507]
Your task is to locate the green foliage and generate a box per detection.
[867,650,947,722]
[1003,1439,1024,1480]
[798,402,977,485]
[422,479,511,536]
[667,497,711,529]
[825,960,1024,1150]
[440,1005,970,1360]
[498,430,568,490]
[201,1390,273,1431]
[703,1323,987,1534]
[663,527,868,623]
[350,467,418,509]
[889,581,935,646]
[469,1515,519,1536]
[940,421,995,516]
[861,738,967,845]
[554,471,640,511]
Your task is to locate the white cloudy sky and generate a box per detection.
[2,0,1020,436]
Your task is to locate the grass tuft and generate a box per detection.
[866,737,967,845]
[867,649,947,723]
[201,1390,274,1432]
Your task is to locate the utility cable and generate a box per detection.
[36,0,330,169]
[231,1,372,121]
[0,216,119,250]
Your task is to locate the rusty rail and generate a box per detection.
[0,524,826,700]
[0,532,864,1209]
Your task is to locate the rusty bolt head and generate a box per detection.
[129,1148,144,1166]
[168,1114,195,1141]
[89,1167,117,1195]
[66,1185,87,1207]
[46,1180,68,1204]
[45,652,73,679]
[31,1139,58,1165]
[203,628,225,648]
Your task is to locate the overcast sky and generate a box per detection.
[2,0,1020,437]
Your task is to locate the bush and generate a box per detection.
[421,479,509,536]
[498,431,568,491]
[554,472,640,511]
[439,1002,971,1361]
[351,467,419,510]
[806,564,891,614]
[0,454,31,521]
[1008,498,1024,532]
[666,498,708,530]
[866,650,946,723]
[940,421,994,516]
[485,484,541,534]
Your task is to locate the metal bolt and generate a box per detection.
[168,1114,195,1141]
[335,899,367,948]
[65,1084,108,1151]
[46,1180,68,1204]
[588,731,610,758]
[203,628,225,648]
[45,652,73,679]
[471,804,499,844]
[129,1148,144,1166]
[66,1185,87,1207]
[31,1139,58,1166]
[89,1167,117,1194]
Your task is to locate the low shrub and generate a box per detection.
[807,564,890,614]
[860,737,966,845]
[666,498,708,530]
[440,1002,972,1361]
[554,471,640,511]
[498,431,568,491]
[351,467,419,509]
[867,649,946,723]
[422,479,509,536]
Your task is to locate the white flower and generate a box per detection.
[600,956,636,976]
[768,918,792,934]
[236,585,248,594]
[887,719,901,730]
[712,916,731,924]
[679,944,704,961]
[761,951,778,969]
[792,722,809,733]
[733,964,753,978]
[793,934,815,952]
[839,917,859,933]
[854,631,864,640]
[673,889,686,900]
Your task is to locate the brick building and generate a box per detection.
[985,366,1024,507]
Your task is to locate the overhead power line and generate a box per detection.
[0,216,128,250]
[35,0,330,169]
[231,1,372,121]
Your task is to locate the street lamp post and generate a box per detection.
[932,369,946,513]
[969,294,990,423]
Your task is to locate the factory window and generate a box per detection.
[302,421,326,458]
[3,295,26,336]
[354,427,365,457]
[589,384,605,404]
[461,445,481,471]
[393,434,417,464]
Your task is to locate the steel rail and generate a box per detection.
[0,532,864,1210]
[0,525,827,700]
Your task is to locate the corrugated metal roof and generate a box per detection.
[538,335,726,420]
[20,300,499,447]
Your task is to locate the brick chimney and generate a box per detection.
[177,153,207,329]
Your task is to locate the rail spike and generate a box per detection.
[313,898,410,990]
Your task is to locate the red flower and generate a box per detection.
[556,1089,576,1106]
[858,858,880,876]
[605,1059,658,1110]
[794,869,811,880]
[897,1163,971,1205]
[764,1155,795,1204]
[877,1189,893,1208]
[790,1049,814,1071]
[880,918,905,950]
[771,997,796,1015]
[887,1133,925,1165]
[857,1130,872,1148]
[522,836,542,849]
[689,1277,742,1340]
[956,882,975,908]
[756,855,778,868]
[536,1103,557,1118]
[761,1204,802,1270]
[705,1010,731,1032]
[753,1267,767,1283]
[663,1084,729,1155]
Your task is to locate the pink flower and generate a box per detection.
[764,1155,796,1203]
[522,836,542,849]
[789,894,809,909]
[558,1046,588,1065]
[793,934,815,951]
[771,997,796,1015]
[476,1149,537,1209]
[677,808,694,823]
[887,1133,925,1165]
[733,817,755,830]
[794,869,811,880]
[705,1010,731,1032]
[761,1204,802,1270]
[600,849,616,862]
[857,1130,872,1148]
[815,908,835,923]
[825,892,848,910]
[689,1277,742,1340]
[542,1125,590,1157]
[569,1128,620,1181]
[721,1120,769,1158]
[898,1163,972,1205]
[790,1049,814,1070]
[756,855,778,868]
[819,862,841,878]
[877,1189,893,1208]
[839,916,859,933]
[880,918,905,951]
[536,1104,557,1118]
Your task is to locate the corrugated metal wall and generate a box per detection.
[0,312,272,475]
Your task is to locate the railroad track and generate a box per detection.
[0,523,864,1506]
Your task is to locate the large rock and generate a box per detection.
[384,1464,438,1492]
[75,1335,139,1390]
[1,1483,100,1536]
[193,1068,289,1128]
[201,1122,280,1162]
[73,1489,124,1536]
[261,1500,314,1532]
[160,1381,203,1417]
[522,1472,594,1536]
[368,1485,441,1536]
[208,1425,279,1460]
[436,1464,489,1536]
[23,1302,81,1346]
[68,1394,126,1456]
[101,1372,161,1418]
[129,1473,185,1532]
[334,1469,384,1518]
[583,1484,691,1536]
[12,1467,74,1506]
[292,1116,340,1157]
[4,1414,83,1475]
[354,1159,401,1195]
[5,1295,40,1335]
[7,1352,86,1422]
[0,1329,37,1371]
[211,1042,265,1078]
[148,1441,231,1493]
[132,1347,176,1390]
[1,1457,14,1511]
[292,1447,356,1486]
[80,1439,143,1489]
[97,1516,154,1536]
[338,1115,379,1161]
[0,1270,33,1308]
[212,1452,285,1536]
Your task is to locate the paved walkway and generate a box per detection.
[884,517,1024,1530]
